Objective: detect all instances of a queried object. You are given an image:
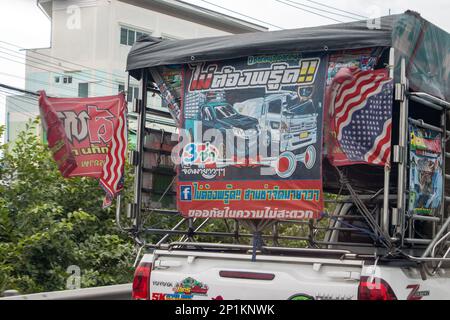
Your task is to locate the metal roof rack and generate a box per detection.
[117,51,450,273]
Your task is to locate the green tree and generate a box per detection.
[0,120,135,294]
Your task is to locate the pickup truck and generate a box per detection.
[131,202,450,300]
[126,11,450,301]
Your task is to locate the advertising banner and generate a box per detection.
[408,125,443,216]
[176,53,327,219]
[39,92,127,207]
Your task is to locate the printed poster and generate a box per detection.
[408,125,443,216]
[176,53,327,219]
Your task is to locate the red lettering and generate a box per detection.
[190,64,215,91]
[87,105,114,144]
[151,293,166,300]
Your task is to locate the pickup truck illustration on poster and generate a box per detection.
[178,53,327,219]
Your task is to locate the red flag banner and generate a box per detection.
[38,94,77,178]
[38,92,127,207]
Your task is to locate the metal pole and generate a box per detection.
[422,218,450,258]
[440,110,447,228]
[133,70,148,230]
[396,58,409,246]
[382,48,395,235]
[156,218,188,246]
[382,165,390,234]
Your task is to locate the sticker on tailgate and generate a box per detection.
[152,277,209,300]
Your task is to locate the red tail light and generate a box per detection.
[358,276,397,300]
[132,262,152,300]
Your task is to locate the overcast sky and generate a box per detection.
[1,0,449,137]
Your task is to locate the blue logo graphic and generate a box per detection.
[180,186,192,201]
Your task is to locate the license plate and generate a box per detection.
[300,132,309,139]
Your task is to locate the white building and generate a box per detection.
[5,0,266,142]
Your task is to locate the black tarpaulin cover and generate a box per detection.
[127,15,394,75]
[127,11,450,102]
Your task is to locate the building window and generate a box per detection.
[55,76,60,83]
[127,85,139,103]
[127,29,135,46]
[62,76,72,84]
[78,83,89,97]
[118,84,139,102]
[120,28,127,45]
[120,27,150,46]
[118,84,138,102]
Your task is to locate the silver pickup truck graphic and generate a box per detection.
[235,90,318,153]
[234,90,319,176]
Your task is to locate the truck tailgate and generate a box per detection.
[147,250,364,300]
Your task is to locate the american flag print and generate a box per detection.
[330,68,394,166]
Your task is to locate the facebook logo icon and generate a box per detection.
[180,186,192,201]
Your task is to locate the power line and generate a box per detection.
[0,96,37,117]
[0,46,121,92]
[281,0,361,21]
[0,46,123,91]
[0,39,128,83]
[0,71,82,95]
[0,53,107,92]
[197,0,285,30]
[0,52,121,95]
[2,102,36,120]
[0,84,41,119]
[0,46,117,92]
[0,83,40,97]
[0,101,39,142]
[0,89,40,112]
[274,0,343,23]
[0,92,39,109]
[5,92,39,104]
[303,0,367,19]
[0,92,37,118]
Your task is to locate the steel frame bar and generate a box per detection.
[382,47,395,236]
[132,69,148,230]
[396,58,409,245]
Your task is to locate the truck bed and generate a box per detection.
[141,247,450,300]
